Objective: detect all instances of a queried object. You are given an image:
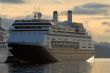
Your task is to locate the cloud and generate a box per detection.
[72,3,110,15]
[51,0,61,3]
[82,3,110,8]
[105,30,110,33]
[102,21,110,27]
[0,0,25,4]
[81,17,110,20]
[102,22,110,34]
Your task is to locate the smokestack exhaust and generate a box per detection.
[53,11,58,23]
[67,11,72,26]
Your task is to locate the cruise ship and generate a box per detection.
[7,11,95,64]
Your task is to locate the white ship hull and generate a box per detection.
[47,47,95,62]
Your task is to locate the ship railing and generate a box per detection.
[9,26,50,31]
[85,30,92,37]
[50,29,87,35]
[50,25,87,34]
[50,26,76,33]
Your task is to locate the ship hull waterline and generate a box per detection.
[8,43,58,64]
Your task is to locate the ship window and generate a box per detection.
[67,42,70,47]
[37,26,42,29]
[88,47,91,48]
[15,26,43,29]
[62,42,65,48]
[82,46,87,48]
[57,41,60,47]
[70,42,73,48]
[15,26,18,29]
[51,41,80,48]
[54,41,58,47]
[59,41,63,48]
[13,22,51,25]
[51,41,55,48]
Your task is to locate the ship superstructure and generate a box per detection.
[7,11,95,63]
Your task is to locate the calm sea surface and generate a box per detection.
[0,48,110,73]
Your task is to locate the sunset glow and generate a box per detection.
[0,0,110,42]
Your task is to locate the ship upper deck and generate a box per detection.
[10,19,52,31]
[10,19,88,35]
[13,19,52,26]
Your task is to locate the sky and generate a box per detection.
[0,0,110,43]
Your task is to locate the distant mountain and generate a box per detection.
[95,42,110,58]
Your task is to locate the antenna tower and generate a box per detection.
[32,7,41,19]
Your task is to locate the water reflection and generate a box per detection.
[47,62,94,73]
[8,64,47,73]
[0,59,110,73]
[1,48,110,73]
[0,49,95,73]
[4,62,94,73]
[94,59,110,73]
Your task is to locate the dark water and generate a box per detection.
[0,48,110,73]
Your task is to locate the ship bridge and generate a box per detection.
[8,19,54,46]
[11,19,52,31]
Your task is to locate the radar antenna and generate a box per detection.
[32,10,38,19]
[32,7,42,19]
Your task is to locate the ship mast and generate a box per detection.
[32,11,37,19]
[32,7,42,20]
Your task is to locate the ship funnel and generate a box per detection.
[53,11,58,23]
[67,11,72,26]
